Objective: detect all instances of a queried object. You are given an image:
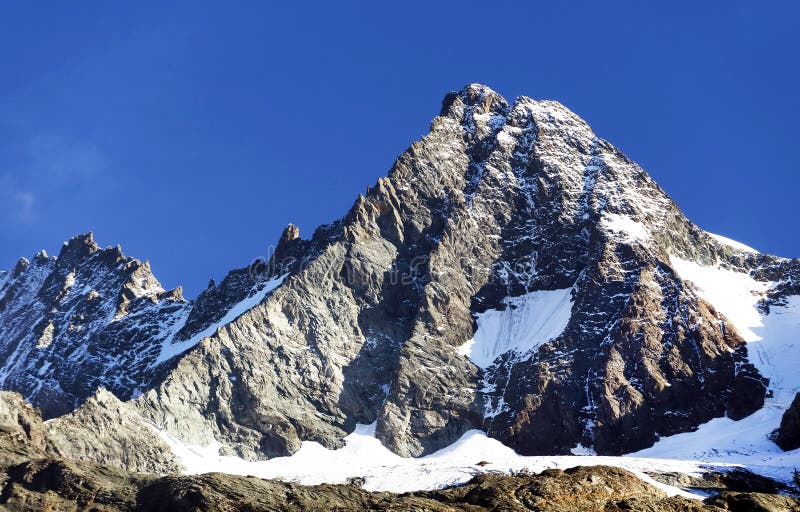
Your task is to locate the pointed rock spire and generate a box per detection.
[58,232,100,264]
[13,258,29,275]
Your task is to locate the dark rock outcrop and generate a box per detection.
[775,393,800,451]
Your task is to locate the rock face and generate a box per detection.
[1,84,797,466]
[132,467,705,512]
[0,391,46,462]
[132,84,774,459]
[44,388,180,474]
[775,393,800,451]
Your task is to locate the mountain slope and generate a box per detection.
[1,84,798,471]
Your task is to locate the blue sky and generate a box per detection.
[1,2,798,296]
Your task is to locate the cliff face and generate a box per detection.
[775,393,800,451]
[2,85,797,467]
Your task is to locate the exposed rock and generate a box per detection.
[0,458,142,512]
[137,466,703,512]
[45,389,180,474]
[775,393,800,451]
[647,468,782,495]
[0,392,45,462]
[268,223,306,276]
[706,491,800,512]
[12,258,29,276]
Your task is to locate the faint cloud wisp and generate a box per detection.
[28,135,106,186]
[1,135,107,225]
[12,191,37,223]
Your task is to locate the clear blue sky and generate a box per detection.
[1,2,797,297]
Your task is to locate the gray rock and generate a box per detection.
[0,391,45,461]
[0,234,188,418]
[45,388,180,474]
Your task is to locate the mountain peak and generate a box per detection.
[58,232,100,262]
[12,257,29,275]
[280,223,300,242]
[440,83,509,118]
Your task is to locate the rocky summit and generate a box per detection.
[1,85,799,508]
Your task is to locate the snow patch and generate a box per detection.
[706,232,759,254]
[570,444,597,456]
[63,271,76,291]
[153,274,287,365]
[600,212,650,243]
[458,287,574,368]
[36,322,55,349]
[631,404,800,484]
[668,256,769,343]
[669,256,800,401]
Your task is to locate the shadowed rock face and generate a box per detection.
[775,393,800,451]
[1,85,795,467]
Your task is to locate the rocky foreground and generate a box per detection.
[1,391,798,512]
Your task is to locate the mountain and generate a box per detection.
[0,235,187,418]
[1,84,798,481]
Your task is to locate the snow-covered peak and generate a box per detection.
[440,83,510,120]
